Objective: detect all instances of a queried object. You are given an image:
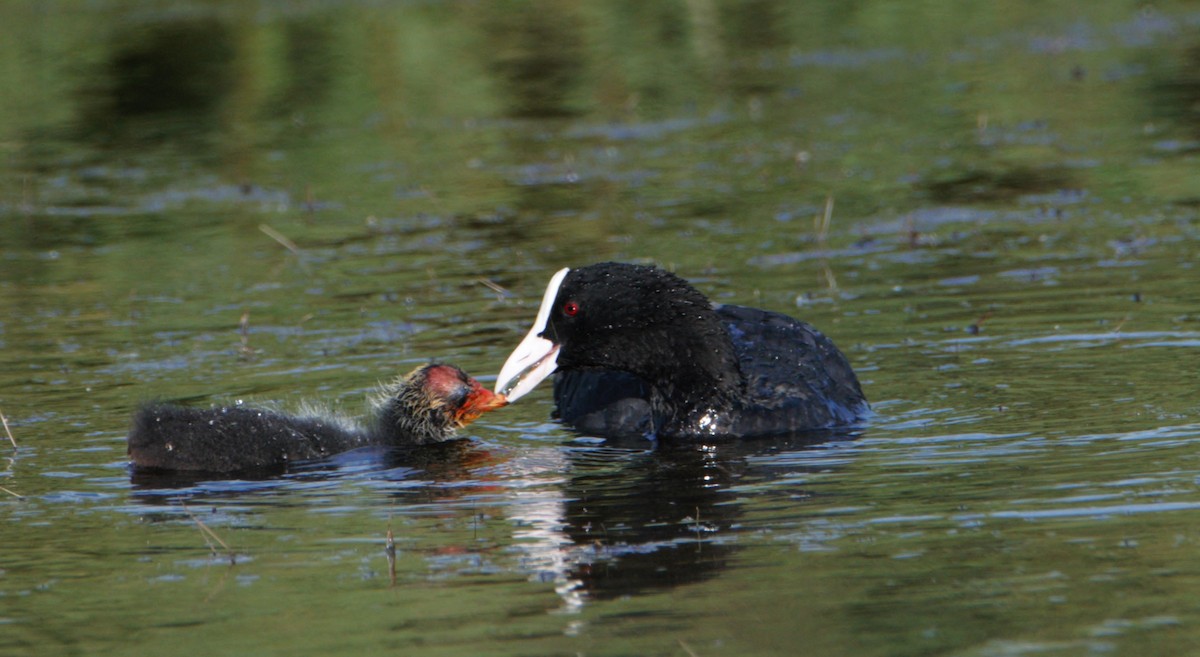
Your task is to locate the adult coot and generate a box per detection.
[128,363,506,472]
[494,263,867,439]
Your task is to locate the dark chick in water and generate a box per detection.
[128,364,507,472]
[494,262,868,440]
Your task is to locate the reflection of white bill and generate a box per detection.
[502,446,586,615]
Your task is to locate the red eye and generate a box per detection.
[562,301,579,317]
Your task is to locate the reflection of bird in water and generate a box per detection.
[127,363,506,473]
[503,431,857,609]
[560,445,742,599]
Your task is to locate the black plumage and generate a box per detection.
[496,263,868,440]
[128,363,506,472]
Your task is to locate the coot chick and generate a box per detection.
[494,263,868,440]
[128,363,507,472]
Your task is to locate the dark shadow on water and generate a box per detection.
[558,428,861,600]
[76,18,236,147]
[127,439,488,501]
[920,165,1077,204]
[481,3,587,118]
[269,18,338,116]
[1148,40,1200,193]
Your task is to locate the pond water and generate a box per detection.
[2,2,1200,656]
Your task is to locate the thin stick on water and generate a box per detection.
[822,263,839,291]
[967,311,994,335]
[238,311,256,360]
[386,526,397,588]
[182,501,236,565]
[678,639,701,657]
[815,195,834,248]
[1,410,16,449]
[0,486,23,499]
[259,224,300,255]
[692,505,705,555]
[478,278,511,298]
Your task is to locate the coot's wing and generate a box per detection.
[548,306,867,440]
[552,370,658,440]
[716,304,868,434]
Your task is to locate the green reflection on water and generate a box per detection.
[1,2,1199,656]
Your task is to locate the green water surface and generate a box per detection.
[2,2,1199,656]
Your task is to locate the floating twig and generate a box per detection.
[691,505,704,552]
[967,311,994,335]
[0,410,15,449]
[386,526,397,588]
[478,278,511,298]
[238,311,256,360]
[814,195,833,248]
[678,639,701,657]
[259,224,300,255]
[182,501,236,565]
[821,263,838,291]
[0,486,24,499]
